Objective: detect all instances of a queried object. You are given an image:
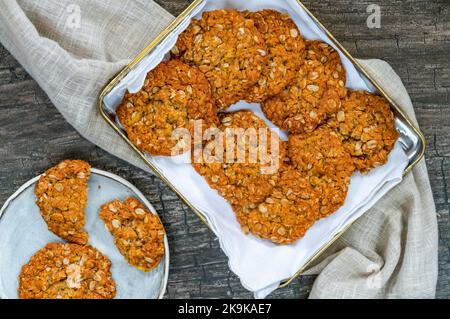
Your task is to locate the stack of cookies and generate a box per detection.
[117,9,399,245]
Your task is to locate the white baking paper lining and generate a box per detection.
[102,0,409,298]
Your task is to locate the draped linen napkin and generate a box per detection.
[0,0,438,298]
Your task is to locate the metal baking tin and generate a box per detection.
[0,168,169,299]
[98,0,426,289]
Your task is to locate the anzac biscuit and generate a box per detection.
[172,9,268,110]
[244,10,305,103]
[234,167,319,245]
[326,90,400,172]
[99,197,165,272]
[262,40,346,133]
[288,127,355,218]
[192,110,285,206]
[117,59,218,156]
[18,243,116,299]
[34,160,90,245]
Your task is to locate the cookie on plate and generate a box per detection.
[262,40,346,133]
[34,160,90,245]
[192,110,286,206]
[288,127,355,218]
[172,9,268,110]
[233,167,318,245]
[99,197,165,272]
[18,243,116,299]
[244,9,305,103]
[117,59,218,156]
[326,90,400,173]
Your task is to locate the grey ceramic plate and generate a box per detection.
[0,168,169,299]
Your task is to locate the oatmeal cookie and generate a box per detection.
[244,10,305,103]
[326,90,400,172]
[288,127,355,218]
[34,160,90,245]
[117,59,218,156]
[192,110,285,206]
[99,197,165,272]
[18,243,116,299]
[234,167,319,244]
[262,40,346,133]
[172,9,268,110]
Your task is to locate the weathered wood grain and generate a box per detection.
[1,0,449,298]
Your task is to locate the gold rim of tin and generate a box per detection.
[98,0,426,290]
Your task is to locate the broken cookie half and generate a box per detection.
[34,159,90,244]
[99,197,165,272]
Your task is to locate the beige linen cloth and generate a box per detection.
[0,0,438,298]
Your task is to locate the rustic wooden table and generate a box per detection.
[1,0,449,298]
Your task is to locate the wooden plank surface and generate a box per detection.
[0,0,449,298]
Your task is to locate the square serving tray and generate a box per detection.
[98,0,425,290]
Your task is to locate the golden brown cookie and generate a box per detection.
[34,160,90,245]
[192,110,285,206]
[262,40,346,133]
[117,59,218,156]
[326,90,400,173]
[244,10,305,103]
[233,167,319,244]
[18,243,116,299]
[288,127,355,218]
[99,197,165,272]
[172,9,268,110]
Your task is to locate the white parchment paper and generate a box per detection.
[103,0,409,298]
